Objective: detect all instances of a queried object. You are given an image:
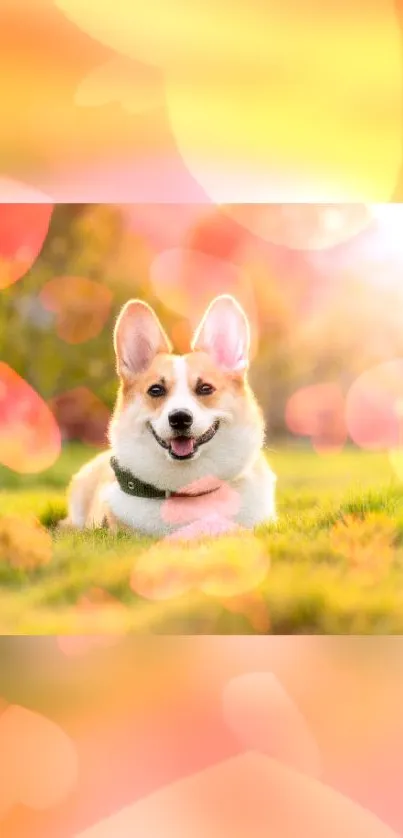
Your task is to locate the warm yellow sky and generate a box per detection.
[0,0,402,201]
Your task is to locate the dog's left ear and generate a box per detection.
[114,300,172,380]
[191,295,250,373]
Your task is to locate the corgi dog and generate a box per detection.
[65,294,276,537]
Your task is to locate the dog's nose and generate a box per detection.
[168,409,193,432]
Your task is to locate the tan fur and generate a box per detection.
[115,350,253,427]
[64,296,276,535]
[120,354,175,409]
[64,451,115,529]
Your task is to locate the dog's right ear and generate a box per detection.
[114,300,172,380]
[191,294,250,373]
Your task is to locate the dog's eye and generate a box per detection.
[196,382,216,396]
[147,384,167,398]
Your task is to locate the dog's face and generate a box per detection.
[109,295,265,491]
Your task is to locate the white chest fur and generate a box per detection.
[104,483,168,536]
[103,459,276,537]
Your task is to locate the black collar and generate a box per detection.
[111,457,168,499]
[110,457,219,500]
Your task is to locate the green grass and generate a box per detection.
[1,442,403,634]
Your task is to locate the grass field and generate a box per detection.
[1,443,403,634]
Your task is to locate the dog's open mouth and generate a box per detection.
[148,420,220,460]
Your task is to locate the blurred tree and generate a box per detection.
[0,204,152,407]
[2,204,403,441]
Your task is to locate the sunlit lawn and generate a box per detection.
[1,442,403,634]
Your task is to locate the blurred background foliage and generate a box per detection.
[1,203,403,444]
[0,205,148,413]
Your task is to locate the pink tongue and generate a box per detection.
[170,437,195,457]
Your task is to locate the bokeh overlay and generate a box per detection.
[0,637,403,836]
[0,0,403,201]
[2,205,403,632]
[3,203,403,464]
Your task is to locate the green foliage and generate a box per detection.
[0,205,153,406]
[3,203,403,433]
[0,443,402,634]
